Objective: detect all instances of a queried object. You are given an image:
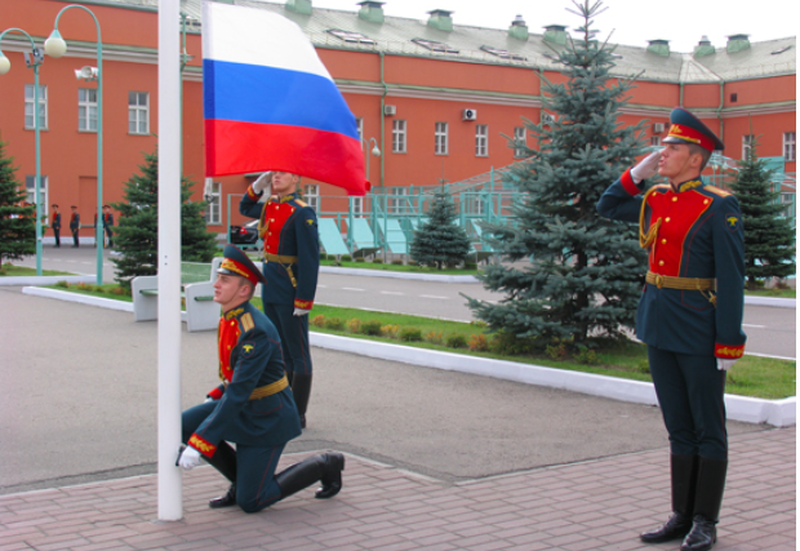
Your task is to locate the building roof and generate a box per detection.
[95,0,796,83]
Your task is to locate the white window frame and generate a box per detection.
[649,136,662,147]
[392,119,407,153]
[24,84,47,130]
[742,134,755,159]
[389,186,408,214]
[128,91,149,135]
[435,122,448,155]
[78,88,98,132]
[25,175,48,212]
[514,126,527,158]
[204,179,221,225]
[351,196,364,218]
[475,124,488,157]
[357,117,364,146]
[304,184,320,212]
[784,132,796,162]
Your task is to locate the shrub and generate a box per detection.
[341,254,352,262]
[468,333,489,352]
[361,319,383,336]
[347,318,362,333]
[391,259,404,265]
[55,280,70,289]
[425,330,443,344]
[545,341,568,361]
[372,258,383,264]
[399,327,422,342]
[381,324,400,338]
[325,317,345,330]
[446,333,468,348]
[355,257,366,263]
[488,330,538,356]
[574,345,600,365]
[311,314,326,327]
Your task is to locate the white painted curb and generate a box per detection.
[0,274,96,286]
[22,286,134,312]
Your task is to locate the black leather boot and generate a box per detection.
[291,374,312,429]
[274,453,345,501]
[206,441,238,508]
[641,454,698,543]
[681,457,727,551]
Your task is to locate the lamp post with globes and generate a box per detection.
[45,4,104,285]
[348,137,380,251]
[0,28,45,275]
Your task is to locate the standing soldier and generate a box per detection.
[51,204,61,248]
[240,171,319,428]
[178,245,343,512]
[69,205,80,247]
[102,204,114,247]
[597,107,746,551]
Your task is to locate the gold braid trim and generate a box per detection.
[639,187,662,249]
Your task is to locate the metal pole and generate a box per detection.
[157,0,183,521]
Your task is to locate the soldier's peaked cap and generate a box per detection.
[662,107,724,152]
[218,244,267,286]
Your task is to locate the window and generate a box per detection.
[742,134,755,159]
[357,117,364,144]
[78,88,98,132]
[24,84,47,130]
[435,122,448,155]
[204,179,221,225]
[475,124,488,157]
[479,45,526,61]
[514,126,527,157]
[784,132,796,162]
[25,175,48,211]
[351,196,364,218]
[392,119,407,153]
[650,136,662,147]
[304,184,319,212]
[389,186,408,214]
[411,38,459,54]
[326,29,375,45]
[128,92,149,135]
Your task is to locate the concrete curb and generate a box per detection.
[18,285,796,428]
[0,274,96,286]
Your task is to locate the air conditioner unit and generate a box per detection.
[542,112,555,125]
[653,122,666,133]
[462,108,477,121]
[383,104,397,116]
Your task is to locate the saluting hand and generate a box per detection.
[631,150,661,183]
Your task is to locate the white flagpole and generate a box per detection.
[157,0,183,521]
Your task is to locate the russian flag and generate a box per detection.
[202,2,367,195]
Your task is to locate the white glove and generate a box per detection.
[178,446,202,470]
[630,151,661,183]
[252,172,272,195]
[204,396,214,403]
[293,307,311,317]
[716,358,738,371]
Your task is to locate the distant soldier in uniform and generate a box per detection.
[102,205,114,247]
[51,204,61,248]
[240,171,319,428]
[178,244,343,512]
[597,107,746,551]
[69,205,80,247]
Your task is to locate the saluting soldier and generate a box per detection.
[597,107,746,551]
[178,244,343,512]
[239,171,319,428]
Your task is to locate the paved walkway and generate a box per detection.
[0,427,794,550]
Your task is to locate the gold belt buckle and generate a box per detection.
[655,274,664,289]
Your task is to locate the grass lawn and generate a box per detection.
[41,283,795,400]
[1,264,74,277]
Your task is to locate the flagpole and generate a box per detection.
[157,0,183,521]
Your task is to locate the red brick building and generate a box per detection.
[0,0,795,242]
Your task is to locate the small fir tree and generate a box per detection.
[409,187,471,269]
[728,138,796,289]
[0,141,36,265]
[467,0,648,345]
[111,148,218,287]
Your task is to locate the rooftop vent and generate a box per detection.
[285,0,312,16]
[543,25,568,46]
[726,34,751,53]
[509,15,528,41]
[647,39,670,57]
[427,9,453,32]
[693,36,715,58]
[358,1,385,24]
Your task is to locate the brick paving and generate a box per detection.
[0,427,793,551]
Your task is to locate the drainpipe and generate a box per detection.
[717,80,725,148]
[379,50,387,189]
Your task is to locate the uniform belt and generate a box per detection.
[264,253,298,264]
[646,271,716,291]
[249,375,289,401]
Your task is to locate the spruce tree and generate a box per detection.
[466,0,647,345]
[409,186,471,269]
[728,139,796,289]
[0,141,36,266]
[111,147,218,287]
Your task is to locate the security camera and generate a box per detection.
[74,65,98,80]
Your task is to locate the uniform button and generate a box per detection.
[659,260,665,266]
[665,217,671,222]
[661,238,667,244]
[704,200,709,204]
[672,197,678,202]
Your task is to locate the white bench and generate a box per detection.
[131,258,223,332]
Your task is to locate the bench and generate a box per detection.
[131,258,223,332]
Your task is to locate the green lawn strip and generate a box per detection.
[1,265,74,277]
[744,288,796,299]
[46,282,133,302]
[35,286,795,400]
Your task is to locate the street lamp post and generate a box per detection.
[45,4,104,285]
[0,29,44,276]
[349,137,380,251]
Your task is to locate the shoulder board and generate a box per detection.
[704,185,731,197]
[240,312,255,332]
[294,199,308,208]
